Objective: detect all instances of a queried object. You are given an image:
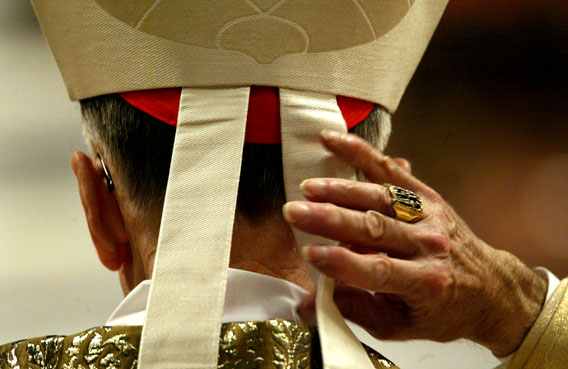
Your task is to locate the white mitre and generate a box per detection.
[32,2,448,369]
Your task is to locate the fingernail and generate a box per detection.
[321,129,341,141]
[283,202,311,223]
[301,246,328,263]
[300,179,327,197]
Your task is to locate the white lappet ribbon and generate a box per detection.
[280,89,375,369]
[139,87,375,369]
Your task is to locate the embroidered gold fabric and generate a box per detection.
[0,321,397,369]
[507,278,568,369]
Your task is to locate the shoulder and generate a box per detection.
[0,326,140,369]
[0,321,399,369]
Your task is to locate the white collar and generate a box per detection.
[105,266,548,368]
[106,268,309,326]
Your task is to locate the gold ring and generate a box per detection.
[386,184,424,223]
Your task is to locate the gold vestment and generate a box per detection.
[0,320,397,369]
[505,278,568,369]
[3,279,567,369]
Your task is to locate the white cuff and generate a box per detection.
[534,267,561,301]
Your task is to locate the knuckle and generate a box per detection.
[384,156,402,176]
[328,246,350,261]
[323,247,357,283]
[364,210,386,242]
[365,185,382,212]
[426,188,444,203]
[420,232,451,254]
[431,205,459,239]
[372,185,389,209]
[314,178,332,193]
[311,248,345,277]
[321,202,336,212]
[422,266,453,298]
[342,180,358,195]
[372,154,392,172]
[319,248,342,271]
[318,202,337,218]
[321,203,342,225]
[371,256,392,290]
[429,202,446,218]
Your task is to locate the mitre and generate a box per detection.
[32,0,447,112]
[32,2,448,369]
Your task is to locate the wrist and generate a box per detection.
[473,250,548,357]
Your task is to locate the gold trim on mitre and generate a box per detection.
[32,0,448,112]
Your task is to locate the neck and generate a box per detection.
[128,213,315,295]
[230,214,315,293]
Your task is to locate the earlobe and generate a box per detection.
[71,151,131,271]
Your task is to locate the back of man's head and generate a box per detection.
[80,94,392,223]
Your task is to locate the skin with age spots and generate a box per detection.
[284,130,548,358]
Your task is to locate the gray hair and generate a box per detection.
[80,94,391,220]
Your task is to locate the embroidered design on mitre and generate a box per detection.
[95,0,415,63]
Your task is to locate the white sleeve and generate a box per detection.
[495,267,561,368]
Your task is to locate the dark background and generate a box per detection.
[391,1,568,275]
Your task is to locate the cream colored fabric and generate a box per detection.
[139,87,250,369]
[505,278,568,369]
[32,0,448,112]
[280,89,375,369]
[141,88,375,369]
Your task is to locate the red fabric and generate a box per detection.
[337,95,375,130]
[121,88,181,126]
[246,86,281,144]
[120,87,374,144]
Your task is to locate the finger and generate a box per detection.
[320,130,430,195]
[298,285,410,340]
[284,201,418,256]
[300,178,394,216]
[297,295,317,326]
[392,158,412,174]
[302,245,422,295]
[333,286,410,340]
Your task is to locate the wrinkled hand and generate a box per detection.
[283,130,547,357]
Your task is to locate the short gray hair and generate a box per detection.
[80,94,391,220]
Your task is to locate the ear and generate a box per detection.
[71,151,131,271]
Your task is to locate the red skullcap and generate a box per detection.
[121,87,374,144]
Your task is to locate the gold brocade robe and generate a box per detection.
[504,278,568,369]
[0,320,398,369]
